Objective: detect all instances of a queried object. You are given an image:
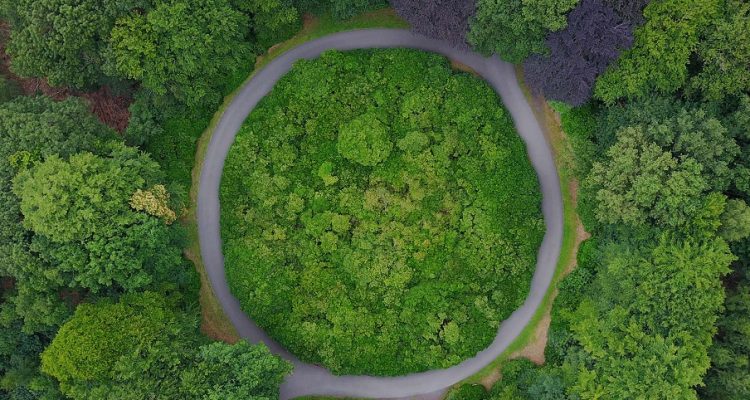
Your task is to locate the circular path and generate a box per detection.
[198,29,563,400]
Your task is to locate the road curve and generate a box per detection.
[197,29,563,400]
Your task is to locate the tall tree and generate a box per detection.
[4,0,151,88]
[689,0,750,101]
[13,143,181,293]
[570,237,733,399]
[593,0,721,103]
[0,97,113,333]
[106,0,254,108]
[41,292,291,399]
[468,0,580,63]
[524,0,634,105]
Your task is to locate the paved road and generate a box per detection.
[197,29,563,400]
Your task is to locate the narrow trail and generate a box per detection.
[197,29,563,399]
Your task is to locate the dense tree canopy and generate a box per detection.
[593,0,721,103]
[0,97,113,333]
[523,0,634,105]
[469,0,580,63]
[390,0,475,49]
[586,99,739,230]
[569,237,733,398]
[3,0,149,88]
[701,282,750,399]
[106,0,254,108]
[41,292,290,399]
[689,0,750,101]
[221,49,543,375]
[13,143,181,293]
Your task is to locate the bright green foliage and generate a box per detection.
[720,199,750,243]
[0,97,113,333]
[4,0,149,88]
[13,143,181,293]
[587,125,711,229]
[568,239,734,400]
[221,49,543,375]
[469,0,580,63]
[107,0,255,108]
[586,100,739,230]
[594,0,721,103]
[336,112,393,166]
[701,283,750,399]
[41,292,290,399]
[690,0,750,101]
[569,237,733,399]
[180,341,292,399]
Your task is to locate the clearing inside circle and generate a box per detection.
[220,48,543,376]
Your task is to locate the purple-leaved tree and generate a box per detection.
[390,0,475,49]
[524,0,634,105]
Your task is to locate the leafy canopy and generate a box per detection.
[221,49,543,375]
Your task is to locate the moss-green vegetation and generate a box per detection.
[221,49,543,375]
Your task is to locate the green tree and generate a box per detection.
[689,0,750,101]
[720,199,750,243]
[0,97,113,333]
[41,292,290,399]
[233,0,302,48]
[586,125,711,229]
[469,0,580,63]
[701,283,750,399]
[4,0,150,88]
[0,76,21,103]
[570,237,733,399]
[594,0,721,103]
[337,112,393,166]
[180,341,292,399]
[13,143,181,293]
[106,0,254,108]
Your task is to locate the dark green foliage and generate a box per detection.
[468,0,580,63]
[221,49,543,375]
[233,0,302,48]
[12,143,183,293]
[4,0,150,88]
[701,282,750,399]
[594,0,721,103]
[586,98,739,230]
[446,384,488,400]
[295,0,387,20]
[106,0,256,109]
[0,76,21,104]
[41,292,291,399]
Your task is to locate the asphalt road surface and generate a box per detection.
[197,29,563,400]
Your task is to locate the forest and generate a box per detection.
[221,49,543,375]
[0,0,747,399]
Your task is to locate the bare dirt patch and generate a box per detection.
[0,20,132,132]
[505,68,590,369]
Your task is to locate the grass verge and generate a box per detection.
[187,8,408,342]
[457,68,584,388]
